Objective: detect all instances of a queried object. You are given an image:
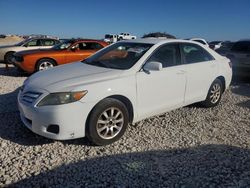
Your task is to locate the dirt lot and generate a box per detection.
[0,64,250,187]
[0,36,23,46]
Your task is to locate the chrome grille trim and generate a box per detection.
[21,91,42,104]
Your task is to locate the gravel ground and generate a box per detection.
[0,64,250,187]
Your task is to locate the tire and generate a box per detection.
[201,79,223,108]
[86,98,129,146]
[4,51,15,64]
[36,58,56,72]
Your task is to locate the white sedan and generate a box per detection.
[18,39,232,145]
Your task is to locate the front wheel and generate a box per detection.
[201,79,223,108]
[4,51,15,64]
[86,98,129,146]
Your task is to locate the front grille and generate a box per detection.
[22,91,42,104]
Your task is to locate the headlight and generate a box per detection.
[37,91,88,107]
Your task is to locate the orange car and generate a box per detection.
[13,39,108,73]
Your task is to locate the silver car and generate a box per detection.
[0,38,60,64]
[226,40,250,77]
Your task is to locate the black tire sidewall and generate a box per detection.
[203,79,223,107]
[36,59,56,72]
[86,98,129,146]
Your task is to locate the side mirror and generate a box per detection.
[143,61,163,73]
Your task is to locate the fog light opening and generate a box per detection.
[47,124,59,134]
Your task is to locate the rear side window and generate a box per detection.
[42,39,58,46]
[147,44,181,68]
[231,41,250,53]
[181,43,214,64]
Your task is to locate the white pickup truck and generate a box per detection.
[118,33,136,40]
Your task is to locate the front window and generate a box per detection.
[25,39,41,47]
[83,42,153,70]
[52,40,74,50]
[147,44,181,68]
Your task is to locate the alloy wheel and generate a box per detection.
[210,83,221,104]
[96,107,124,140]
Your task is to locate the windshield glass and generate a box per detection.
[15,38,32,46]
[83,42,153,70]
[52,40,74,50]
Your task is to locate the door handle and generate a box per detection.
[176,70,186,75]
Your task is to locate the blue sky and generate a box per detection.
[0,0,250,41]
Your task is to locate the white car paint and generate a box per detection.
[190,38,209,47]
[18,39,232,140]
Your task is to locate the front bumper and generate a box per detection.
[18,91,96,140]
[13,59,34,73]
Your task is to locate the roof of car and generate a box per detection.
[120,38,193,44]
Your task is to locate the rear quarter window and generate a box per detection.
[181,43,215,64]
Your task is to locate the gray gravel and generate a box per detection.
[0,64,250,187]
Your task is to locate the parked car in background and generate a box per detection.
[215,41,234,56]
[104,34,118,43]
[0,34,7,38]
[13,39,108,73]
[0,37,60,64]
[225,40,250,77]
[118,33,137,40]
[18,39,232,145]
[209,41,223,50]
[190,38,209,47]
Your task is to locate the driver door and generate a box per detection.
[136,43,186,119]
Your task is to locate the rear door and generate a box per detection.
[180,43,218,104]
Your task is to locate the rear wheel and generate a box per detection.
[201,79,223,108]
[4,51,15,64]
[36,59,56,72]
[86,98,129,146]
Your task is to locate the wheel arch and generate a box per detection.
[4,51,16,60]
[216,76,226,93]
[36,57,58,67]
[86,95,134,127]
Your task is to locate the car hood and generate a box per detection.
[0,44,16,50]
[24,62,123,92]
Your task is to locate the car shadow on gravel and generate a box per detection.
[0,63,28,77]
[0,88,54,146]
[10,144,250,187]
[0,88,92,146]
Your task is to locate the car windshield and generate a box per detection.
[15,38,32,46]
[52,40,74,50]
[83,42,153,70]
[105,35,111,38]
